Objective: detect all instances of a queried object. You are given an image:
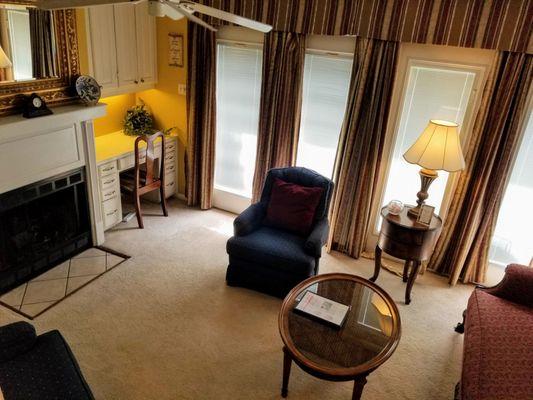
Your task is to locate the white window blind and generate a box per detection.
[296,52,353,178]
[215,42,262,198]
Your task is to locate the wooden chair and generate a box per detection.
[120,132,168,228]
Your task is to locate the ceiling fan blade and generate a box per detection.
[182,1,272,33]
[166,2,217,31]
[37,0,143,9]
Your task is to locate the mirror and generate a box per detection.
[0,3,58,83]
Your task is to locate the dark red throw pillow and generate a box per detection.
[264,178,324,236]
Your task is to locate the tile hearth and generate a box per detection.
[0,248,128,319]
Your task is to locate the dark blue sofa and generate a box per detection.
[226,167,334,298]
[0,322,94,400]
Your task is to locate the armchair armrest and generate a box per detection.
[0,321,36,362]
[483,264,533,307]
[304,219,329,258]
[234,203,266,236]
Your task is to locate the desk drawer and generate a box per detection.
[103,197,121,229]
[101,185,119,202]
[118,153,146,171]
[99,161,117,177]
[163,151,175,165]
[164,177,176,198]
[100,174,118,191]
[165,162,176,175]
[165,140,176,153]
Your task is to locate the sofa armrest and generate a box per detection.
[0,321,36,362]
[483,264,533,307]
[304,219,329,258]
[234,203,266,236]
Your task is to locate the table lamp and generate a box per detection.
[403,119,465,217]
[0,46,12,68]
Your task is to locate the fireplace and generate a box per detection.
[0,168,92,294]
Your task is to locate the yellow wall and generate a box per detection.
[75,9,188,193]
[137,18,188,194]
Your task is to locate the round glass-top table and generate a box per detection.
[278,273,401,399]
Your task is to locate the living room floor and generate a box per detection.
[0,199,499,400]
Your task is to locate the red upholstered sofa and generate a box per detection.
[457,264,533,400]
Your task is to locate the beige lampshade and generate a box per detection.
[0,46,12,68]
[403,119,465,172]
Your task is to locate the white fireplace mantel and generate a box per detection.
[0,103,108,245]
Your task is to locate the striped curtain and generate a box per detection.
[186,24,217,209]
[251,31,306,201]
[327,37,399,258]
[29,9,58,79]
[428,52,533,285]
[200,0,532,54]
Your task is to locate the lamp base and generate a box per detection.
[408,168,438,218]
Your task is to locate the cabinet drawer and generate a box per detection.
[103,198,121,229]
[100,174,118,191]
[99,161,117,177]
[101,185,119,202]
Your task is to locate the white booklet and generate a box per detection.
[294,291,350,328]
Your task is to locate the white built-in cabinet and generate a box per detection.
[86,2,157,96]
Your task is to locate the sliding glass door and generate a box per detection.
[489,111,533,267]
[214,41,263,213]
[296,52,353,178]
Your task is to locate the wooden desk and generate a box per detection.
[371,205,442,305]
[94,130,178,230]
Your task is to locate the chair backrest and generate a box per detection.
[259,167,334,222]
[134,132,165,187]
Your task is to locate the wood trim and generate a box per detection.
[0,6,81,115]
[278,273,402,380]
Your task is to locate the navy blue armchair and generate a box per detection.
[0,322,94,400]
[226,167,334,298]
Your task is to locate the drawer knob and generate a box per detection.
[103,179,115,185]
[102,166,114,172]
[104,190,116,197]
[106,209,118,216]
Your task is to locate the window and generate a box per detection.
[215,42,262,201]
[489,111,533,266]
[6,9,32,81]
[296,52,353,178]
[379,61,478,229]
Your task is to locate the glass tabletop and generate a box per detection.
[281,275,401,372]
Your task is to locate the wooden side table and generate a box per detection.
[371,205,442,304]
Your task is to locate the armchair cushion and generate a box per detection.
[484,264,533,308]
[264,178,324,236]
[304,218,330,257]
[227,227,315,275]
[0,322,36,362]
[234,203,265,236]
[0,330,94,400]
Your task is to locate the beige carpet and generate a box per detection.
[0,199,501,400]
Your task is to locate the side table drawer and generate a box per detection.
[381,220,425,246]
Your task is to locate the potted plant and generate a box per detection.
[123,103,154,136]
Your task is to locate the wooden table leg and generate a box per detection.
[352,374,368,400]
[281,347,292,398]
[405,260,421,305]
[402,260,411,282]
[370,245,382,282]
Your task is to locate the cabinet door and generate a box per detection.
[87,5,118,90]
[135,1,157,85]
[114,3,139,88]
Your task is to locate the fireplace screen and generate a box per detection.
[0,168,92,294]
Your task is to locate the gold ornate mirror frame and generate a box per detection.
[0,1,80,115]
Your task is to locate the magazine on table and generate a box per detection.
[294,290,350,328]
